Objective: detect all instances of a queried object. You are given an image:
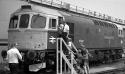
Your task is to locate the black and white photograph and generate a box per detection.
[0,0,125,74]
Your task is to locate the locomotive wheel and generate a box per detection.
[97,51,104,64]
[104,51,113,63]
[39,52,45,60]
[110,50,116,61]
[27,50,36,60]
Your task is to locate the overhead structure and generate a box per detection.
[22,0,125,25]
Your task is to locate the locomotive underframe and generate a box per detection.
[19,49,57,73]
[88,48,123,65]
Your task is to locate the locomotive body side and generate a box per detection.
[60,11,124,62]
[61,12,121,49]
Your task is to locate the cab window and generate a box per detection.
[118,29,123,37]
[19,14,29,28]
[31,15,46,28]
[49,19,56,29]
[9,15,18,28]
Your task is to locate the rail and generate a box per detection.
[56,38,79,74]
[26,0,125,25]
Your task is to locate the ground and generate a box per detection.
[0,63,10,74]
[0,59,125,74]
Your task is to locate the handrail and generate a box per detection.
[56,37,59,74]
[57,38,78,74]
[61,51,77,74]
[28,0,125,25]
[61,38,78,56]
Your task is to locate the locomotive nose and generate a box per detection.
[8,30,47,50]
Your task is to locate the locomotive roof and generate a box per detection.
[12,2,125,30]
[13,4,63,17]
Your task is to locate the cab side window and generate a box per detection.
[9,15,18,28]
[49,18,56,29]
[118,29,123,37]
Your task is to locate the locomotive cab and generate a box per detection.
[8,5,60,49]
[8,5,63,72]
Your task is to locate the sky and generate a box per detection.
[0,0,28,39]
[60,0,125,20]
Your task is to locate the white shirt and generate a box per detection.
[63,24,69,33]
[7,47,22,63]
[68,41,72,49]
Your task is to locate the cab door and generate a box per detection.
[122,28,125,48]
[66,22,74,41]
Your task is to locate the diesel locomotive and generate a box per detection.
[7,1,125,73]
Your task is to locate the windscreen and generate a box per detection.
[9,15,18,28]
[31,15,46,28]
[19,14,29,28]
